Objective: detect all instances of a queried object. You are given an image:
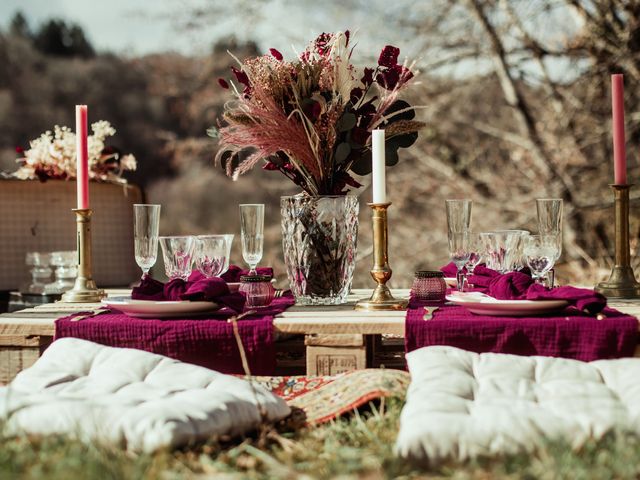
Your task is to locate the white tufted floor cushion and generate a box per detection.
[396,346,640,465]
[0,338,291,452]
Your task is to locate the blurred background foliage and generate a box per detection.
[1,0,640,287]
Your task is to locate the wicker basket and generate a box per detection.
[0,179,143,290]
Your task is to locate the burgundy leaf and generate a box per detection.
[350,87,363,103]
[361,67,374,87]
[231,66,250,88]
[218,78,230,89]
[351,127,369,146]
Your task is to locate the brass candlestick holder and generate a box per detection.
[355,202,408,311]
[61,208,106,302]
[595,184,640,298]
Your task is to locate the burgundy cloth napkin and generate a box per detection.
[132,271,245,312]
[526,283,607,315]
[488,272,607,314]
[54,293,295,376]
[405,298,638,362]
[487,271,533,299]
[441,263,607,314]
[440,262,500,290]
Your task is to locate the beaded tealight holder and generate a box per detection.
[411,271,447,303]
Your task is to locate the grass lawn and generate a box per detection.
[2,398,640,479]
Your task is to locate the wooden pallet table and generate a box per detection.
[1,289,640,383]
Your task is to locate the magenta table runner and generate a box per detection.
[55,294,295,375]
[405,299,638,361]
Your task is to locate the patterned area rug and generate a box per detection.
[252,369,410,424]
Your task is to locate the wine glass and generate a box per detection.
[523,235,559,284]
[448,231,470,292]
[445,199,472,233]
[134,204,161,279]
[240,204,264,275]
[194,235,234,278]
[158,236,195,281]
[537,199,562,286]
[536,199,563,258]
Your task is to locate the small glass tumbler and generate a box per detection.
[159,236,196,281]
[239,275,275,308]
[22,252,52,295]
[45,251,77,295]
[411,271,447,302]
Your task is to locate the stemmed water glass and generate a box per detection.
[194,235,234,278]
[446,199,472,291]
[448,232,470,292]
[159,236,195,281]
[134,204,161,279]
[445,199,472,234]
[465,232,483,286]
[523,235,559,284]
[240,204,264,275]
[536,199,563,285]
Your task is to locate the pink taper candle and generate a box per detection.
[612,74,627,185]
[75,105,89,209]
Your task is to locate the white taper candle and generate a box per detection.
[371,129,386,204]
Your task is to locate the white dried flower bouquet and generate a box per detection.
[14,120,136,183]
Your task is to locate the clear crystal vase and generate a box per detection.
[281,195,359,305]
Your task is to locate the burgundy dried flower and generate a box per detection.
[15,146,24,154]
[218,78,230,89]
[376,64,413,90]
[269,48,283,61]
[378,45,400,68]
[315,32,334,56]
[302,100,322,121]
[376,68,399,90]
[344,30,350,46]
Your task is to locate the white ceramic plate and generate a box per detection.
[102,296,220,319]
[445,292,568,316]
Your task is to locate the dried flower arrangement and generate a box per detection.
[210,31,424,196]
[14,120,136,183]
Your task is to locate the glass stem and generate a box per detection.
[249,265,257,275]
[457,268,465,292]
